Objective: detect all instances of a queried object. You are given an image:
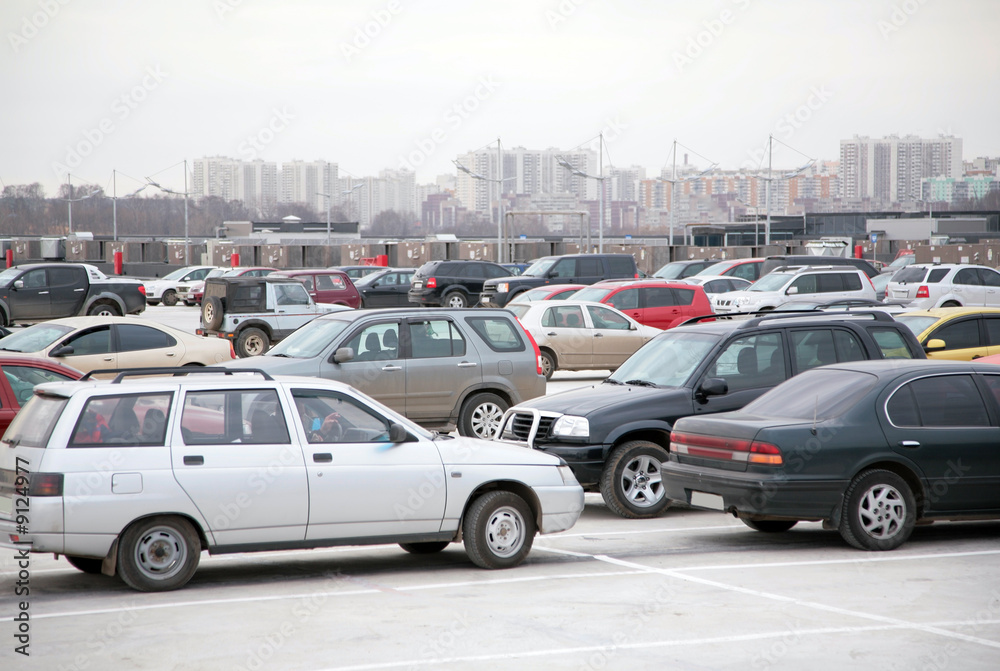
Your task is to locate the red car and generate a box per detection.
[0,356,83,435]
[270,269,362,308]
[569,280,713,330]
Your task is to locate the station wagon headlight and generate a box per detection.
[551,415,589,438]
[497,282,509,293]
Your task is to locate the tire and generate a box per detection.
[65,555,104,574]
[443,291,468,308]
[839,469,916,551]
[739,516,798,533]
[117,516,201,592]
[941,301,961,308]
[399,541,450,555]
[0,309,8,328]
[600,440,671,519]
[202,296,224,330]
[235,327,269,358]
[184,300,196,307]
[463,490,535,569]
[87,301,121,317]
[146,300,160,307]
[540,351,556,380]
[162,289,178,307]
[458,392,508,439]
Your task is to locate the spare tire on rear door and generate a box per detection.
[202,296,224,330]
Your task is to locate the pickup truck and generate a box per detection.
[197,276,350,357]
[0,263,146,327]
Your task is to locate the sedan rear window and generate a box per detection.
[743,369,879,420]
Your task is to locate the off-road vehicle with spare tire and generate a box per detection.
[197,276,349,358]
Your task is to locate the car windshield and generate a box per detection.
[572,286,613,302]
[652,262,689,279]
[0,267,22,284]
[607,331,720,387]
[265,318,352,358]
[891,267,928,283]
[748,273,792,292]
[0,323,75,352]
[519,288,550,301]
[697,261,735,276]
[895,315,939,335]
[352,272,383,287]
[521,258,557,277]
[160,267,192,281]
[742,368,879,420]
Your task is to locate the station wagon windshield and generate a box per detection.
[266,318,352,358]
[607,331,719,387]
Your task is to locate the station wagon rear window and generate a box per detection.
[3,395,68,448]
[466,317,525,352]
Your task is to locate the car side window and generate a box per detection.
[466,317,525,352]
[980,375,1000,410]
[317,274,346,291]
[887,375,990,427]
[791,330,838,372]
[409,319,466,358]
[485,264,510,279]
[117,324,176,352]
[706,333,786,392]
[550,259,577,278]
[981,269,1000,287]
[298,276,316,291]
[731,264,756,281]
[588,305,630,330]
[578,258,601,276]
[932,319,981,351]
[381,274,397,286]
[292,389,391,443]
[345,322,400,361]
[869,327,916,359]
[790,274,818,294]
[70,393,173,447]
[642,287,674,308]
[65,326,112,355]
[49,266,83,287]
[985,318,1000,346]
[955,268,981,286]
[2,364,75,405]
[816,274,844,293]
[607,257,635,276]
[833,330,866,362]
[609,288,639,310]
[181,389,289,444]
[275,283,310,306]
[545,305,585,329]
[843,273,863,291]
[927,268,949,283]
[21,269,46,288]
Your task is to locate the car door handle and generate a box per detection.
[898,440,920,448]
[38,291,49,295]
[183,455,204,465]
[103,356,114,361]
[74,288,85,292]
[546,332,558,336]
[166,352,176,357]
[594,333,604,338]
[457,362,478,368]
[313,453,333,463]
[382,365,402,371]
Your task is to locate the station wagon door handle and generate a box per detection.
[898,440,920,448]
[313,453,333,463]
[382,365,402,371]
[457,362,478,368]
[183,455,204,465]
[38,291,49,295]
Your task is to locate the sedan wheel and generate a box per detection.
[600,441,670,518]
[540,351,555,380]
[839,469,916,551]
[162,290,178,307]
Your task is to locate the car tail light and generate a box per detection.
[138,285,146,296]
[27,473,64,497]
[748,441,783,465]
[426,277,437,289]
[916,285,929,298]
[520,322,544,376]
[670,431,783,466]
[229,342,237,359]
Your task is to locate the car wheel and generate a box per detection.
[600,440,671,519]
[162,289,178,307]
[236,327,269,357]
[739,516,798,533]
[839,469,916,551]
[540,350,556,380]
[184,300,196,307]
[0,309,8,328]
[65,555,104,574]
[444,291,468,308]
[202,296,225,330]
[463,490,535,569]
[459,392,508,439]
[87,300,121,317]
[941,300,961,307]
[399,541,450,554]
[117,516,201,592]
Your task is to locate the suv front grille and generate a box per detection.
[500,409,558,447]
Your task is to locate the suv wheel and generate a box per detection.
[600,441,671,519]
[117,516,201,591]
[459,392,508,439]
[463,490,535,569]
[444,291,468,308]
[236,327,270,357]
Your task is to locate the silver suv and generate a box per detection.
[215,308,546,439]
[714,266,876,313]
[885,263,1000,309]
[0,368,583,591]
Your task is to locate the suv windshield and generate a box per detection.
[607,331,720,387]
[522,258,557,277]
[887,255,915,269]
[748,273,793,292]
[266,318,352,358]
[891,267,929,283]
[742,368,879,420]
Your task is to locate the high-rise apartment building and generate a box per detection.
[839,135,963,203]
[191,157,278,214]
[280,160,338,214]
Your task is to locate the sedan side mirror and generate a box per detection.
[13,280,23,290]
[387,423,410,443]
[925,338,946,351]
[696,377,728,398]
[332,346,355,363]
[50,345,75,357]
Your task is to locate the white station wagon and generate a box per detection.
[0,368,584,591]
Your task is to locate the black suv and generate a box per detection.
[495,311,925,518]
[407,260,510,308]
[480,253,640,307]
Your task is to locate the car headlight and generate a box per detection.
[551,415,589,438]
[497,282,509,293]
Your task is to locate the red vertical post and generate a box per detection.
[113,251,123,275]
[5,249,12,268]
[231,252,240,268]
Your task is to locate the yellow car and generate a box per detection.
[895,307,1000,360]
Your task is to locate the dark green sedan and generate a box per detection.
[665,360,1000,550]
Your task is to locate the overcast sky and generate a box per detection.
[3,0,998,197]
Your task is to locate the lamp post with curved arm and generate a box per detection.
[455,142,515,262]
[146,159,190,265]
[61,174,100,235]
[655,140,717,247]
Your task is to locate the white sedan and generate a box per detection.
[506,300,661,379]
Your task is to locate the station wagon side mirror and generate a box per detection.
[50,345,74,357]
[13,280,23,290]
[925,338,946,351]
[387,423,409,443]
[332,346,355,363]
[696,377,728,399]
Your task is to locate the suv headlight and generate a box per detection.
[551,415,589,438]
[497,282,509,293]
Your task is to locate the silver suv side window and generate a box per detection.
[70,393,173,447]
[466,317,525,352]
[181,389,288,445]
[409,319,466,359]
[345,322,400,361]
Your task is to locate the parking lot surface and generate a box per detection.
[3,306,999,669]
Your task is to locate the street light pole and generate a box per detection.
[68,173,73,235]
[183,158,190,265]
[454,154,515,263]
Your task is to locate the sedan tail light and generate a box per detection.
[915,285,929,298]
[670,431,783,466]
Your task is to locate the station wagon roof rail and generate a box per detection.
[79,367,275,383]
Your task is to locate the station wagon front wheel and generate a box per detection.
[117,516,201,591]
[463,491,535,569]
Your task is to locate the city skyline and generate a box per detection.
[3,0,999,200]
